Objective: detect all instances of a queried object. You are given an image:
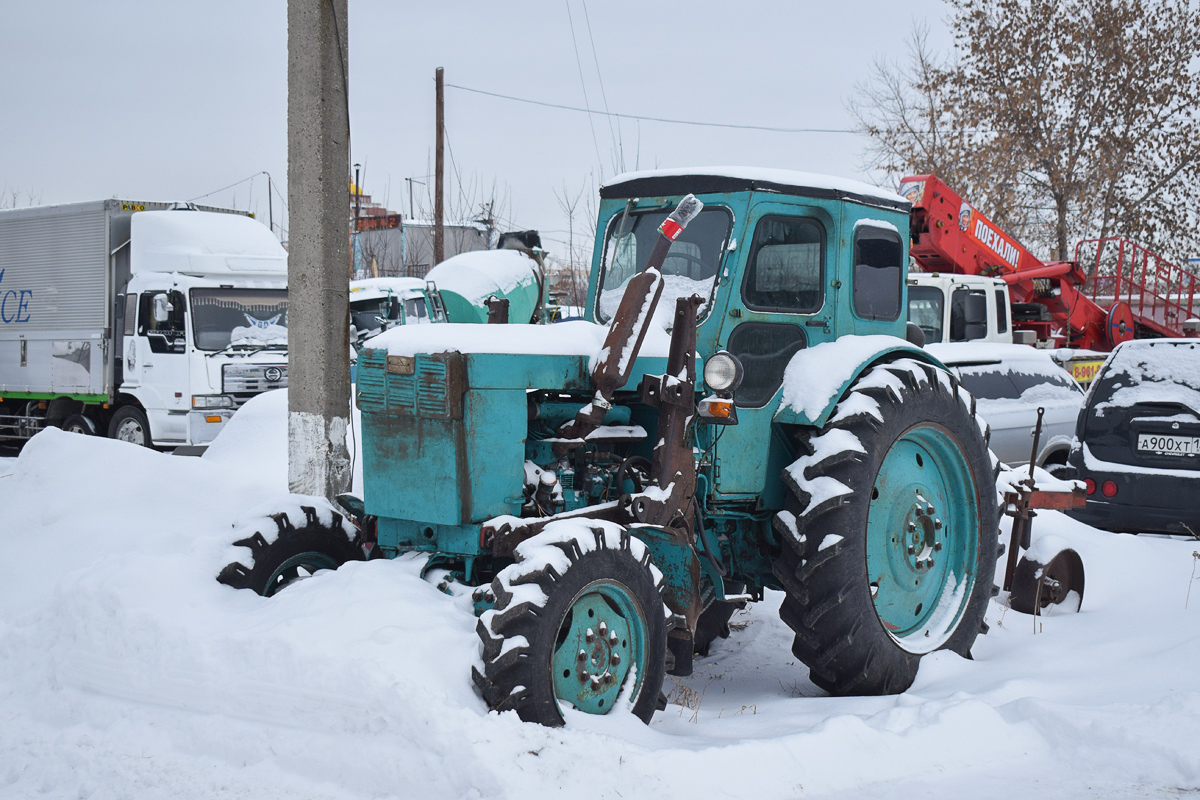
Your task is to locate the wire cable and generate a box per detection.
[564,0,605,174]
[445,82,859,134]
[580,0,621,169]
[189,172,262,202]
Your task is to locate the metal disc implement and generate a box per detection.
[866,425,980,653]
[550,580,646,713]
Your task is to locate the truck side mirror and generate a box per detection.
[950,288,988,341]
[964,291,988,340]
[153,293,173,323]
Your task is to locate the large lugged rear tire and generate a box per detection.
[218,505,364,597]
[472,520,668,727]
[772,358,1000,696]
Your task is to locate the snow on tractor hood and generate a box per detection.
[369,319,677,374]
[130,210,287,276]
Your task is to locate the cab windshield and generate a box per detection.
[595,206,731,323]
[190,288,288,350]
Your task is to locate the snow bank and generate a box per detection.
[2,398,1200,798]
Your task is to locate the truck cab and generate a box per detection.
[0,201,288,449]
[349,277,444,351]
[907,272,1013,345]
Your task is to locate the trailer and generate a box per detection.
[0,199,289,448]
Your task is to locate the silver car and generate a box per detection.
[928,343,1085,469]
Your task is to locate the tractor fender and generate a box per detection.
[772,334,945,429]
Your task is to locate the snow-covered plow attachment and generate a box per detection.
[219,170,1009,726]
[999,408,1088,615]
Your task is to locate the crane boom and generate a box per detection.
[900,174,1198,351]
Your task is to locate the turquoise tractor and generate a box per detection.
[219,169,1000,726]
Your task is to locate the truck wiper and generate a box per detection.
[205,342,285,358]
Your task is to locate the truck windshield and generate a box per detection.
[190,288,288,350]
[595,206,731,323]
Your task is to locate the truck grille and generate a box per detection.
[356,350,463,419]
[222,364,288,394]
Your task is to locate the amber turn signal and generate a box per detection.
[698,397,734,419]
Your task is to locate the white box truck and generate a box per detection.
[0,199,288,449]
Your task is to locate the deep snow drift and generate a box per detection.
[2,392,1199,799]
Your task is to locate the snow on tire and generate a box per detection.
[472,519,669,727]
[772,358,1001,696]
[217,504,363,597]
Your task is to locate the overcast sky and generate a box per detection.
[0,1,951,259]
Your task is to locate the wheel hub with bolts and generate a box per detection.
[550,583,640,714]
[866,426,979,653]
[905,492,944,573]
[115,418,145,444]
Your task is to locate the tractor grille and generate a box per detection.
[356,349,463,420]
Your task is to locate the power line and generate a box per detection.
[580,0,621,170]
[564,0,605,175]
[444,82,859,134]
[190,172,262,202]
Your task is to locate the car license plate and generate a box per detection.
[1137,433,1200,456]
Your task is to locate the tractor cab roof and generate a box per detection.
[600,166,909,212]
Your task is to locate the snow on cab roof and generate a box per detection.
[601,166,908,210]
[349,277,427,302]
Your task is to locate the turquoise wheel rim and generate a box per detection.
[550,580,647,714]
[264,552,340,597]
[865,424,980,653]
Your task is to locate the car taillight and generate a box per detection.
[1101,480,1118,498]
[1084,478,1096,495]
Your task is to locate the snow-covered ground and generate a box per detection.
[2,391,1199,799]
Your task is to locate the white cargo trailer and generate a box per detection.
[0,199,288,448]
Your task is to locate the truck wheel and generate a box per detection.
[772,358,999,696]
[472,522,668,726]
[108,406,152,448]
[217,506,363,597]
[61,414,96,435]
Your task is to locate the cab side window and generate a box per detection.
[138,290,186,353]
[852,225,903,320]
[742,216,824,313]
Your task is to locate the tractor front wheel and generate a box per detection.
[773,359,1000,696]
[217,505,363,597]
[473,521,668,726]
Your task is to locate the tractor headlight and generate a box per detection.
[703,351,744,394]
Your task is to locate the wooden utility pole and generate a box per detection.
[286,0,352,499]
[434,66,445,265]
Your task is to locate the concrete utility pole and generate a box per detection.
[434,66,445,265]
[287,0,352,499]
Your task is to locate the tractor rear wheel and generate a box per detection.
[217,505,363,597]
[473,521,668,726]
[772,359,1000,696]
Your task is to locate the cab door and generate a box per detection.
[135,289,190,442]
[712,200,840,497]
